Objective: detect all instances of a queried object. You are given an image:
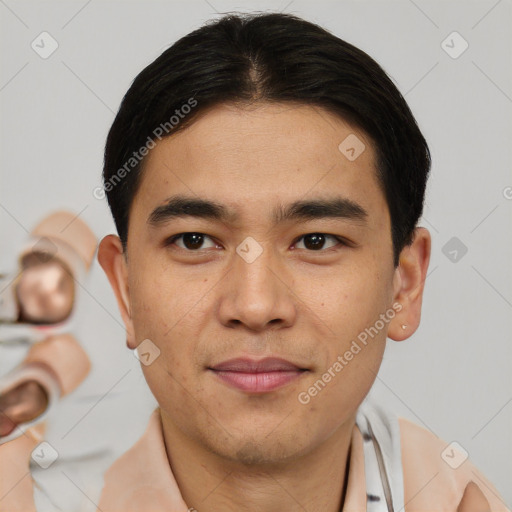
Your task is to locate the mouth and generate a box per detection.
[208,357,309,393]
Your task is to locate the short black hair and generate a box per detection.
[102,12,431,266]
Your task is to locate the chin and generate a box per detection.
[211,432,309,467]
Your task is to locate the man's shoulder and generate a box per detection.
[398,416,509,511]
[97,409,188,512]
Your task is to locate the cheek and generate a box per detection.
[130,266,180,337]
[304,263,391,396]
[130,269,204,386]
[310,264,391,333]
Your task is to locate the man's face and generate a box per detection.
[123,102,399,464]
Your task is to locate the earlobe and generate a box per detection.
[97,235,136,348]
[388,227,431,342]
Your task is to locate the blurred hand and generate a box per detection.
[0,381,48,437]
[457,481,491,512]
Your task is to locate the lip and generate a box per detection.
[208,357,308,393]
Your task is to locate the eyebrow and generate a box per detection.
[147,194,368,227]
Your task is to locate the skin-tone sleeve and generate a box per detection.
[0,211,96,510]
[23,333,90,398]
[0,333,91,511]
[400,417,510,511]
[457,482,492,512]
[0,427,41,512]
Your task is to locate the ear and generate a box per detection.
[388,227,431,341]
[97,235,136,349]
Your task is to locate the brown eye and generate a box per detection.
[168,233,217,251]
[295,233,342,251]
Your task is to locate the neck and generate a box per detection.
[160,410,355,512]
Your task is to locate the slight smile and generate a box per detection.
[208,357,310,393]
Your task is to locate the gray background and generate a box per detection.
[1,0,511,509]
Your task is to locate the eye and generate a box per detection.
[166,232,219,251]
[293,233,345,251]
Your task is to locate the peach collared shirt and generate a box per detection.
[97,408,510,512]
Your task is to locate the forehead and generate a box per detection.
[131,102,388,228]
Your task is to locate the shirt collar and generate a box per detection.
[99,408,367,511]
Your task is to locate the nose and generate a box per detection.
[217,244,297,332]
